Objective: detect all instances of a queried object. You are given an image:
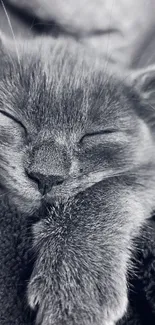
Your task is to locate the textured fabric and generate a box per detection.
[120,217,155,325]
[0,198,35,325]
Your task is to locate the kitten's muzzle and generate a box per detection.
[27,171,65,196]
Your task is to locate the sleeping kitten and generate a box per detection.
[0,34,155,325]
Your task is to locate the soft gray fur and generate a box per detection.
[0,34,155,325]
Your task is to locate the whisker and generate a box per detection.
[102,0,115,79]
[1,0,21,70]
[0,190,10,197]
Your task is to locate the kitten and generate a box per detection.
[0,34,155,325]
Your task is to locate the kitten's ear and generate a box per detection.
[130,66,155,106]
[126,66,155,129]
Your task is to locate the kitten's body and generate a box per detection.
[0,36,155,325]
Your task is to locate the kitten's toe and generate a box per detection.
[28,274,53,325]
[27,275,45,310]
[36,313,52,325]
[105,293,128,325]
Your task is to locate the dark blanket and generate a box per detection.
[120,217,155,325]
[0,197,155,325]
[0,199,36,325]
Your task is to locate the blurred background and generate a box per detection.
[0,0,155,69]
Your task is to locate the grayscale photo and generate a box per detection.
[0,1,155,325]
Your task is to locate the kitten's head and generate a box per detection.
[0,34,154,213]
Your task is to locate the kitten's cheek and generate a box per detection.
[11,186,42,214]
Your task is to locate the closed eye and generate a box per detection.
[0,109,27,135]
[80,129,117,142]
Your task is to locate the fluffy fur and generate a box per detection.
[0,35,155,325]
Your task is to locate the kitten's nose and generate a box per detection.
[28,172,64,195]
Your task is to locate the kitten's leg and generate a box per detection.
[27,176,154,325]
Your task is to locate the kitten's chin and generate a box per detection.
[45,176,93,204]
[44,171,111,204]
[45,179,85,204]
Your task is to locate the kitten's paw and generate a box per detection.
[28,271,128,325]
[28,220,128,325]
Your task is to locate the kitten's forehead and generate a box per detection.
[0,38,135,136]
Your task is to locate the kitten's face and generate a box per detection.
[0,37,153,213]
